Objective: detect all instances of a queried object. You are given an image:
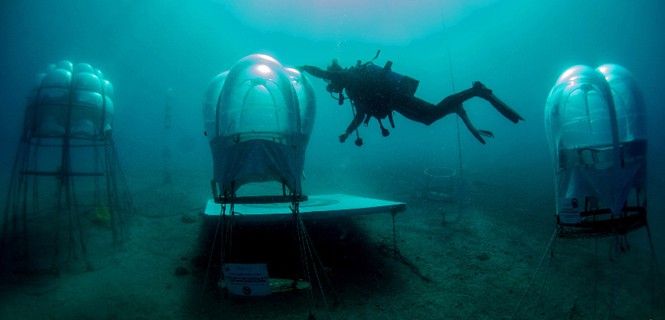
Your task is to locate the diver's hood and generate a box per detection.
[325,59,345,94]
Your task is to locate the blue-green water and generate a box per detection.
[1,1,664,319]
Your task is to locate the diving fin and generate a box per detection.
[472,81,524,123]
[486,92,524,123]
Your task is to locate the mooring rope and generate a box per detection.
[511,227,558,319]
[104,140,119,245]
[293,197,336,319]
[441,21,465,205]
[225,201,235,264]
[110,139,134,240]
[644,222,662,315]
[292,200,317,317]
[300,217,333,310]
[607,235,625,320]
[202,201,225,293]
[69,176,91,271]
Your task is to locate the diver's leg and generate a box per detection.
[395,82,522,125]
[403,96,493,143]
[393,88,476,125]
[339,112,365,143]
[393,85,501,143]
[432,82,523,124]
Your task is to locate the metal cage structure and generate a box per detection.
[1,61,132,276]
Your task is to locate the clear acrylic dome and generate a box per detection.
[31,60,114,138]
[285,67,316,137]
[203,71,228,138]
[545,65,616,150]
[204,54,316,196]
[544,64,647,230]
[596,64,646,142]
[215,54,299,141]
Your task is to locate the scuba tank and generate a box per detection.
[363,60,420,99]
[353,50,420,99]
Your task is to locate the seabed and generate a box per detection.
[0,165,663,319]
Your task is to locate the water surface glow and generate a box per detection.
[216,0,497,44]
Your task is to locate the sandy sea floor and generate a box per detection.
[1,163,664,319]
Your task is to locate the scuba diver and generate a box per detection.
[299,52,523,146]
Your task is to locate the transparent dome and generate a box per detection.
[285,67,316,138]
[545,65,615,150]
[31,60,114,138]
[212,54,299,141]
[544,64,647,230]
[596,64,646,142]
[204,54,316,195]
[203,71,228,138]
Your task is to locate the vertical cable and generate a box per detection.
[441,21,465,204]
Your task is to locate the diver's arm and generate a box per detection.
[299,65,333,81]
[339,111,366,143]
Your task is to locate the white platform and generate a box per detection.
[203,193,406,222]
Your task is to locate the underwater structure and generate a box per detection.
[203,54,315,201]
[545,64,648,236]
[1,60,131,276]
[514,64,659,319]
[201,54,405,312]
[202,54,319,300]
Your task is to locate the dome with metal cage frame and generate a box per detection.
[30,60,114,138]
